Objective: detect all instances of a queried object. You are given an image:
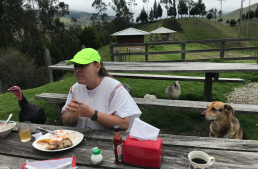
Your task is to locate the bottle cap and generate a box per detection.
[114,125,120,132]
[93,148,101,155]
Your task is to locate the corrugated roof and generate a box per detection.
[111,27,150,36]
[149,27,176,34]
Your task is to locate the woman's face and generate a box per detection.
[74,62,100,85]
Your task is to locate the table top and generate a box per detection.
[49,61,258,73]
[1,122,258,169]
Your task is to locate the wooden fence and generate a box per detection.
[110,37,258,63]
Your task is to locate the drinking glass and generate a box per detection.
[18,121,31,142]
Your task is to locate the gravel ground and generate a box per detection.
[227,82,258,105]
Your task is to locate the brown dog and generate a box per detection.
[201,101,246,139]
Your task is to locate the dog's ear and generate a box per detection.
[224,104,235,114]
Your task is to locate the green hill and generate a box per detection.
[222,2,258,23]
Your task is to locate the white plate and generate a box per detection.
[32,130,84,152]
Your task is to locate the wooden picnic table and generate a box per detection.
[1,122,258,169]
[49,61,258,102]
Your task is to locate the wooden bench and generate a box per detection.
[109,73,245,83]
[35,93,258,124]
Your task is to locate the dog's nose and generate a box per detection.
[200,113,205,120]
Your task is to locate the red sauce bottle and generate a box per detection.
[113,125,123,164]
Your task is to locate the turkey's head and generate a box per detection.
[7,86,23,101]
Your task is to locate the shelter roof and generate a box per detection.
[149,27,176,34]
[111,27,150,36]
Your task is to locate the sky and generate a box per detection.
[62,0,258,19]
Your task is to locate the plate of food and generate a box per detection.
[32,130,84,152]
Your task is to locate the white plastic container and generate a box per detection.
[91,147,103,165]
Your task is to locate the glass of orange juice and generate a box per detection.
[18,121,31,142]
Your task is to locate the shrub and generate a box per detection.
[163,18,184,33]
[230,19,237,26]
[0,48,48,92]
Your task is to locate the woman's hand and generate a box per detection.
[65,99,94,118]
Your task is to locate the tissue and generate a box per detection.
[129,118,160,141]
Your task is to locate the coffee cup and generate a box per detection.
[188,151,215,169]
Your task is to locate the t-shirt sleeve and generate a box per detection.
[61,86,74,114]
[107,86,142,131]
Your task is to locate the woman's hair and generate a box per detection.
[94,61,114,78]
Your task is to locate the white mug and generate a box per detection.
[188,151,215,169]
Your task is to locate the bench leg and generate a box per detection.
[55,104,64,126]
[203,73,213,102]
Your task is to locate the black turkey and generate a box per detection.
[8,86,46,124]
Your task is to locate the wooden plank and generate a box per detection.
[220,40,225,59]
[34,93,258,115]
[49,62,258,73]
[111,47,258,56]
[110,37,258,47]
[109,73,245,83]
[2,126,258,169]
[147,56,258,62]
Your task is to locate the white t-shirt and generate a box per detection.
[61,76,142,131]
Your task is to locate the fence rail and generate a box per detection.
[110,37,258,62]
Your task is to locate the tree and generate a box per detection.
[127,0,137,14]
[218,10,223,20]
[213,8,218,22]
[71,17,77,25]
[158,3,163,18]
[139,7,148,23]
[167,0,177,18]
[242,13,246,22]
[255,5,258,18]
[206,13,213,20]
[246,10,255,20]
[136,16,140,23]
[218,18,223,24]
[37,0,69,41]
[148,7,155,21]
[91,0,109,27]
[109,0,133,21]
[163,17,184,33]
[153,0,158,20]
[185,0,194,17]
[178,0,188,18]
[226,19,229,25]
[142,0,150,14]
[160,0,170,18]
[195,0,205,17]
[217,0,225,19]
[230,19,236,26]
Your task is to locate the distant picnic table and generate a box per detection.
[49,61,258,102]
[1,123,258,168]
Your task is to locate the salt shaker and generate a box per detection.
[91,147,103,165]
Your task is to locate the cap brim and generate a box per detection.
[65,58,95,66]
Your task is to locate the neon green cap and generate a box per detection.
[65,48,101,66]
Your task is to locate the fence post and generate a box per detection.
[129,49,130,62]
[257,49,258,64]
[220,38,225,59]
[110,42,115,62]
[0,80,2,94]
[81,45,86,49]
[44,48,54,83]
[145,41,148,62]
[181,39,185,60]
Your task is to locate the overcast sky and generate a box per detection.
[62,0,258,19]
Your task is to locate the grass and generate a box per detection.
[1,69,258,139]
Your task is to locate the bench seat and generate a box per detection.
[35,93,258,118]
[109,73,245,83]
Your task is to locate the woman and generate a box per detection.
[61,48,142,131]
